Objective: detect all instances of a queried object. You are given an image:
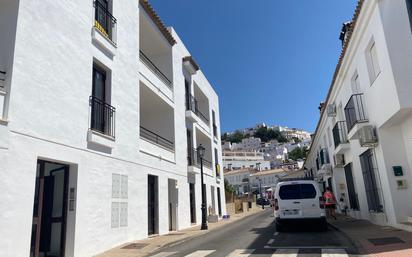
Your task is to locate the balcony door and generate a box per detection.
[91,65,106,133]
[95,0,109,33]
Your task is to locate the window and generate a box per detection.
[90,63,115,137]
[351,72,361,94]
[278,184,316,200]
[212,110,217,138]
[111,174,128,228]
[366,40,381,84]
[214,148,220,177]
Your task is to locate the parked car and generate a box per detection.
[273,180,327,232]
[256,197,270,206]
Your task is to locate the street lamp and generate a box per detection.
[197,144,208,230]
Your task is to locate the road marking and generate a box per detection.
[272,249,298,257]
[184,250,216,257]
[267,238,275,244]
[321,248,349,257]
[150,252,176,257]
[225,249,254,256]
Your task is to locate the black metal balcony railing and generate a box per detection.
[186,94,209,124]
[187,148,212,169]
[319,148,330,165]
[140,126,174,151]
[332,121,348,148]
[139,51,172,89]
[94,0,117,41]
[0,71,5,89]
[344,93,368,132]
[89,96,116,138]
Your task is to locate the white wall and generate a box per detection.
[0,1,226,257]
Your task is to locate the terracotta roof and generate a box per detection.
[305,0,365,165]
[250,169,288,176]
[139,0,177,46]
[183,56,200,71]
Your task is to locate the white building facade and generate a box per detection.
[305,0,412,231]
[222,150,271,171]
[0,1,225,257]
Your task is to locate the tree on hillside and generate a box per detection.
[288,146,308,160]
[221,130,244,143]
[254,127,288,143]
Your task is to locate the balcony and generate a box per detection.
[139,5,174,99]
[187,148,212,170]
[140,83,175,161]
[87,96,116,148]
[332,121,350,154]
[319,148,330,165]
[140,51,172,89]
[0,71,5,89]
[92,0,117,54]
[140,126,174,151]
[0,71,6,121]
[344,93,368,139]
[89,96,116,138]
[185,94,209,125]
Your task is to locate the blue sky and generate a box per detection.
[150,0,358,133]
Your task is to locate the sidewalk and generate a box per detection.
[95,208,265,257]
[329,215,412,257]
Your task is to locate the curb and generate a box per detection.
[328,220,368,256]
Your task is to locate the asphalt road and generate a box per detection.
[148,209,359,257]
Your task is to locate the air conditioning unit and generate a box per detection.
[326,104,337,117]
[334,154,345,168]
[359,125,378,147]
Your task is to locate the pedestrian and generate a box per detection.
[323,187,337,220]
[338,195,347,215]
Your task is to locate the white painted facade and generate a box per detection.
[222,150,271,171]
[0,1,225,257]
[305,0,412,231]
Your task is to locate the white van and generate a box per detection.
[274,180,327,231]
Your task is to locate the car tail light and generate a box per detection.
[274,198,279,211]
[319,196,325,209]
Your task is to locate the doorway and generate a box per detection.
[168,179,178,231]
[344,163,359,210]
[189,183,196,224]
[30,160,69,257]
[217,187,222,217]
[210,186,216,215]
[148,175,158,235]
[360,150,382,212]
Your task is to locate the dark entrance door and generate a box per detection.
[360,149,382,212]
[148,175,158,235]
[344,163,359,210]
[217,187,222,217]
[30,160,69,257]
[189,183,196,224]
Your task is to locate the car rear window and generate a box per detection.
[279,184,317,200]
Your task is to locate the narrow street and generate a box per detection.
[148,210,358,257]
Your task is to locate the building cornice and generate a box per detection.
[139,0,177,46]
